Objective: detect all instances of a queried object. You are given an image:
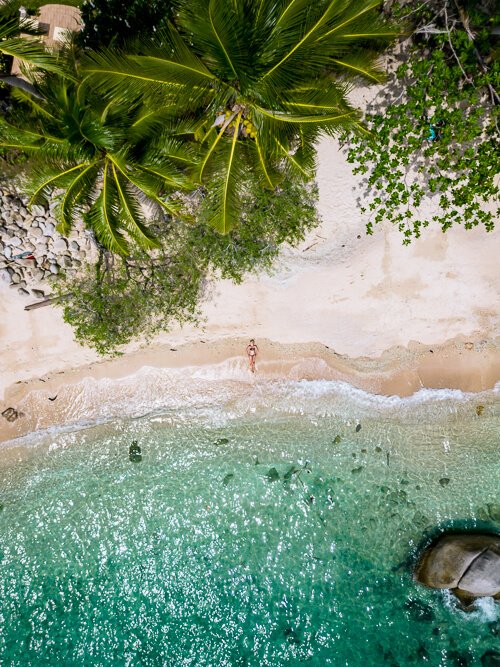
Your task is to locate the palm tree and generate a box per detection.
[0,72,198,253]
[83,0,399,233]
[0,0,66,95]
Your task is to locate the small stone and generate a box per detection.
[31,204,46,217]
[49,264,59,275]
[10,273,21,284]
[42,223,55,237]
[23,242,35,252]
[355,424,362,432]
[0,268,11,283]
[30,227,43,238]
[18,287,29,296]
[70,240,80,251]
[476,405,484,416]
[32,289,45,298]
[439,478,450,487]
[53,238,68,252]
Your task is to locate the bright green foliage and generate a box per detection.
[344,0,499,243]
[0,72,198,254]
[83,0,399,234]
[58,179,319,354]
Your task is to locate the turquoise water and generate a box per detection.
[0,378,499,666]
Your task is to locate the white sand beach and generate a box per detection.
[1,131,499,442]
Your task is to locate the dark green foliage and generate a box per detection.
[80,0,173,49]
[57,178,319,354]
[83,0,399,232]
[344,0,499,243]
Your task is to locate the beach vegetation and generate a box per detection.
[57,179,319,354]
[79,0,173,50]
[83,0,399,234]
[0,66,199,254]
[344,0,499,243]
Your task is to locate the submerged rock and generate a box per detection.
[404,598,434,622]
[439,478,451,487]
[481,651,500,667]
[223,473,234,486]
[215,438,229,446]
[266,467,280,482]
[355,424,362,432]
[333,435,341,444]
[487,504,500,522]
[414,533,500,601]
[129,440,142,463]
[283,465,300,481]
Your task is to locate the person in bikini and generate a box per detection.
[246,339,259,373]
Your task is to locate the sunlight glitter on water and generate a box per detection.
[0,380,498,666]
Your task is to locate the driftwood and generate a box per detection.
[24,293,72,311]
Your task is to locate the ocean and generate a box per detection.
[0,371,498,666]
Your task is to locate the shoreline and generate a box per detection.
[1,334,499,444]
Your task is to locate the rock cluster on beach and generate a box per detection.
[0,185,96,299]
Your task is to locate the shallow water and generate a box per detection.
[0,378,499,666]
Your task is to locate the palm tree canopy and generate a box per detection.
[0,74,198,254]
[83,0,399,233]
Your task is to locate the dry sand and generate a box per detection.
[1,129,499,443]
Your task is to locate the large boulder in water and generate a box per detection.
[414,533,500,601]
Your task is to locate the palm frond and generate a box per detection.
[84,162,129,255]
[205,112,245,234]
[111,164,161,250]
[0,37,65,75]
[56,162,100,234]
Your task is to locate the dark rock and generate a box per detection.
[355,423,362,432]
[487,504,500,522]
[333,435,341,444]
[439,478,450,487]
[266,467,280,482]
[223,473,234,486]
[415,533,500,599]
[351,466,363,474]
[488,621,500,636]
[129,440,142,463]
[448,650,472,667]
[283,465,300,481]
[375,446,382,453]
[215,438,229,446]
[481,652,500,667]
[283,627,301,645]
[404,598,434,622]
[476,405,485,416]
